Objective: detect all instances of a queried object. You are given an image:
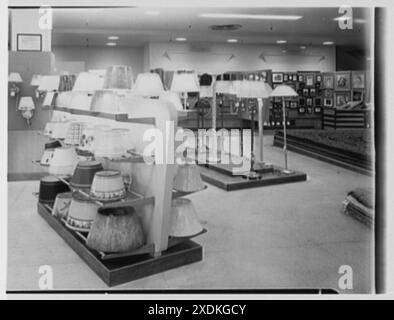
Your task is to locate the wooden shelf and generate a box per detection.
[43,106,156,125]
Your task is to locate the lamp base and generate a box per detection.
[283,169,293,175]
[241,171,262,180]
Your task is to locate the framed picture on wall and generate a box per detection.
[352,71,365,89]
[306,75,315,86]
[298,74,304,82]
[307,107,313,114]
[335,92,351,107]
[324,98,333,107]
[285,101,290,108]
[272,73,284,83]
[299,98,306,106]
[310,88,316,97]
[17,34,42,51]
[314,107,322,113]
[315,98,322,107]
[335,72,351,90]
[303,88,309,96]
[352,90,364,102]
[323,73,334,89]
[283,74,289,82]
[306,98,313,106]
[316,74,322,83]
[325,89,334,98]
[298,107,306,114]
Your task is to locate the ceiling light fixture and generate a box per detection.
[145,10,160,15]
[300,45,306,49]
[333,17,367,24]
[200,13,303,20]
[323,41,334,45]
[175,37,187,42]
[108,36,119,40]
[276,40,287,44]
[227,39,238,43]
[106,42,117,46]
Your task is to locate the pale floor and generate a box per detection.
[7,135,374,293]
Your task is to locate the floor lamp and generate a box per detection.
[269,85,298,174]
[236,79,271,179]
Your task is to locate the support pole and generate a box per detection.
[282,98,288,171]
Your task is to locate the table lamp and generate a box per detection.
[133,73,164,97]
[170,70,200,109]
[236,79,271,179]
[8,72,23,102]
[269,85,298,173]
[73,72,104,92]
[103,65,134,90]
[18,96,35,126]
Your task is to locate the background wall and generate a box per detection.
[147,42,336,74]
[52,46,144,78]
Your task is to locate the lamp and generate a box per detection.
[8,72,22,83]
[103,65,134,90]
[170,70,200,109]
[73,72,104,92]
[133,73,164,97]
[269,85,298,173]
[18,96,35,126]
[236,79,271,179]
[8,73,23,104]
[159,91,183,111]
[38,75,60,93]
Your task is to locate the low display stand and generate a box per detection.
[37,202,203,287]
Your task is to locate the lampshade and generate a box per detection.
[18,96,35,110]
[236,80,271,98]
[38,75,60,92]
[269,85,298,97]
[69,91,92,110]
[170,71,200,93]
[103,65,134,90]
[170,198,203,237]
[88,69,107,77]
[30,74,42,86]
[215,80,235,94]
[55,91,73,108]
[8,72,23,83]
[90,90,121,113]
[133,73,164,97]
[159,91,184,111]
[73,72,104,92]
[42,92,55,106]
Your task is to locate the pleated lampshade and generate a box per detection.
[18,96,35,110]
[269,85,298,97]
[103,65,134,90]
[170,198,203,237]
[173,164,205,193]
[159,91,183,111]
[73,72,104,92]
[30,74,42,86]
[133,73,164,97]
[8,72,23,83]
[170,71,200,93]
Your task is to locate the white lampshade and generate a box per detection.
[18,96,35,110]
[215,80,235,94]
[103,65,134,90]
[236,80,271,98]
[30,74,42,86]
[159,91,183,111]
[73,72,104,92]
[170,71,200,93]
[8,72,23,83]
[270,85,298,97]
[133,73,164,97]
[88,69,107,77]
[38,75,60,92]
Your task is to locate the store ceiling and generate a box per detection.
[48,7,371,47]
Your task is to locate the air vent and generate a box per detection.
[209,24,242,31]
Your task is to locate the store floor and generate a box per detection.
[7,134,374,293]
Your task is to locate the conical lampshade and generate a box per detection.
[236,80,271,98]
[8,72,23,83]
[38,75,60,92]
[18,96,35,110]
[170,198,203,237]
[73,72,104,92]
[69,91,92,110]
[103,65,134,90]
[90,90,121,113]
[159,91,183,111]
[173,164,205,193]
[270,85,298,97]
[42,92,55,106]
[133,73,164,97]
[171,71,200,93]
[215,80,235,94]
[55,91,73,108]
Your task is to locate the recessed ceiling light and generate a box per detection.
[200,13,302,20]
[175,37,187,42]
[300,45,306,49]
[227,39,238,43]
[106,42,117,46]
[276,40,287,44]
[333,17,366,24]
[145,10,160,15]
[282,50,287,53]
[323,41,334,45]
[108,36,119,40]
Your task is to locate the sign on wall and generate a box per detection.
[17,34,42,52]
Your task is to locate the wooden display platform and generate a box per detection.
[37,202,203,287]
[198,165,307,191]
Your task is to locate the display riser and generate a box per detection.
[198,164,307,191]
[37,202,203,287]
